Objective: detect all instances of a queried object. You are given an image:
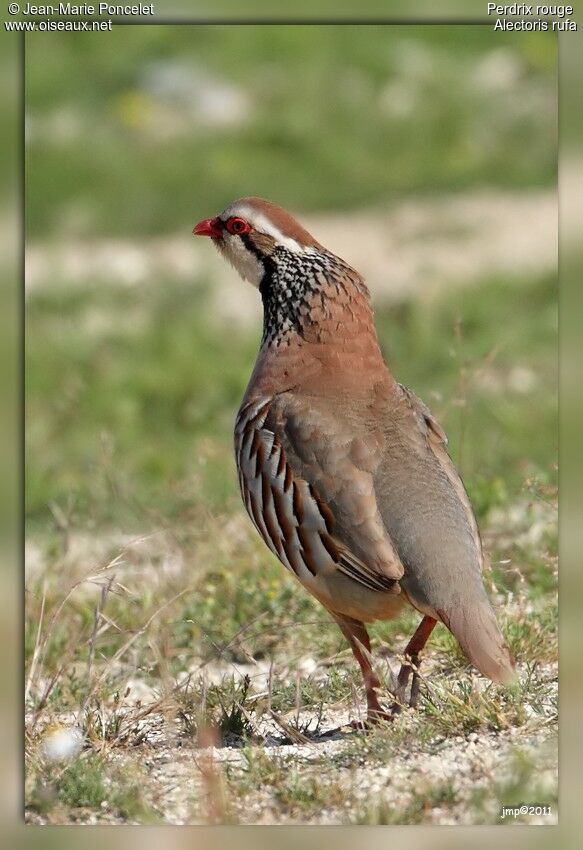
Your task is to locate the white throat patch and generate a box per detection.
[216,234,264,287]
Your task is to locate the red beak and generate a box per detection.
[193,217,223,238]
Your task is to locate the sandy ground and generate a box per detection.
[26,656,558,826]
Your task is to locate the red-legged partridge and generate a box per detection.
[194,198,516,723]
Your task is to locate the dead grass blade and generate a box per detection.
[25,590,46,706]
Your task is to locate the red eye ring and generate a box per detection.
[226,216,251,235]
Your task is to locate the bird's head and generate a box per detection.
[193,196,322,287]
[194,197,373,349]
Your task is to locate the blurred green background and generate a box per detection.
[25,25,557,534]
[26,26,555,236]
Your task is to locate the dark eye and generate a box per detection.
[226,217,251,235]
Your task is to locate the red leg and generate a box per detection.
[391,615,437,713]
[333,614,392,724]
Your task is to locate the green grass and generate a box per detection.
[352,779,459,825]
[25,26,556,238]
[26,751,158,823]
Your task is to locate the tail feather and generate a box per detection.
[439,601,516,685]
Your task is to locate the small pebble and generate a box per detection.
[42,725,84,763]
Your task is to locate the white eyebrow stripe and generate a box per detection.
[224,204,312,254]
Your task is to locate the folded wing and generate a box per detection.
[235,395,404,594]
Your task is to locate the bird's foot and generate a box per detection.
[388,689,408,716]
[389,669,421,714]
[409,669,421,708]
[367,707,395,725]
[349,718,369,731]
[349,705,394,731]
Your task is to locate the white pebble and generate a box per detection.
[42,726,84,763]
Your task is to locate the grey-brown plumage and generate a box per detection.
[194,197,516,722]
